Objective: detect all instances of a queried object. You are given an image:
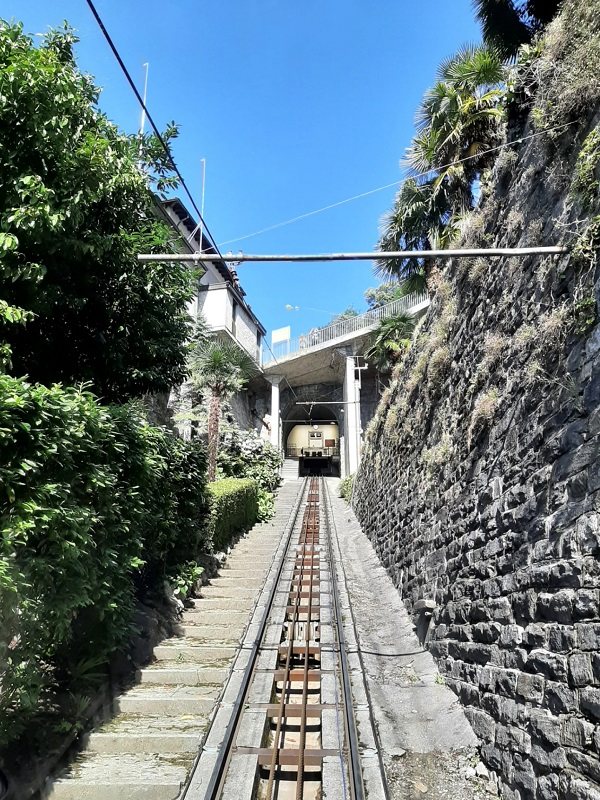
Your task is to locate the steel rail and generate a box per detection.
[184,477,309,800]
[295,485,318,800]
[265,489,312,800]
[320,478,366,800]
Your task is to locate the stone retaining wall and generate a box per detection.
[353,5,600,798]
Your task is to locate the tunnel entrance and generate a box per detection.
[283,402,341,478]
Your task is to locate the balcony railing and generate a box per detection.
[263,289,429,366]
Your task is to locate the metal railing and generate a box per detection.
[286,445,340,459]
[263,289,429,365]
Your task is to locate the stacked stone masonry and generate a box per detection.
[353,5,600,799]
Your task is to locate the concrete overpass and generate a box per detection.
[262,291,430,477]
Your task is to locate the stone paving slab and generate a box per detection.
[48,753,190,800]
[138,665,229,685]
[152,643,237,662]
[117,685,219,716]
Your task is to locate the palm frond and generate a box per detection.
[472,0,532,59]
[444,44,505,90]
[189,335,258,397]
[365,312,416,372]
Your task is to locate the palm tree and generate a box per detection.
[378,45,504,286]
[473,0,562,60]
[407,45,505,201]
[188,331,258,481]
[377,177,451,291]
[365,312,416,373]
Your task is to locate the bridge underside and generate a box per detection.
[262,297,429,476]
[264,335,381,478]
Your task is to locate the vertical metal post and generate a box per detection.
[137,62,149,163]
[199,158,206,251]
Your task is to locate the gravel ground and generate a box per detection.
[386,749,497,800]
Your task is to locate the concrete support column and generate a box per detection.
[343,355,361,475]
[267,375,282,450]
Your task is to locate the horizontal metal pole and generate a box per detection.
[137,246,568,263]
[295,401,355,405]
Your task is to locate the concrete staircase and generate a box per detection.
[281,457,299,480]
[46,482,303,800]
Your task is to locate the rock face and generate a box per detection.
[353,3,600,798]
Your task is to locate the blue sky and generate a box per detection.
[5,1,481,340]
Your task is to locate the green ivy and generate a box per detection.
[339,474,355,503]
[572,296,598,336]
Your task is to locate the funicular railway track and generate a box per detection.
[183,477,378,800]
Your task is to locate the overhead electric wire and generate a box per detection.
[84,0,223,259]
[217,119,578,248]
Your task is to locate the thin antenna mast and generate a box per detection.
[199,158,206,252]
[137,62,149,161]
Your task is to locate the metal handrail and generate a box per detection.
[263,289,429,365]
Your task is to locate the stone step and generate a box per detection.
[198,586,260,599]
[228,544,278,553]
[182,609,249,625]
[189,597,253,612]
[178,624,241,643]
[153,642,236,663]
[139,665,228,686]
[48,753,190,800]
[117,684,218,716]
[88,709,208,754]
[218,568,269,577]
[89,730,200,754]
[202,573,265,589]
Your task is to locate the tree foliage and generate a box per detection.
[188,323,258,481]
[217,425,282,520]
[0,21,194,400]
[377,45,505,289]
[364,280,407,309]
[365,312,416,372]
[473,0,562,59]
[327,306,360,325]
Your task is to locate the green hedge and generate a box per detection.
[206,477,259,552]
[0,375,207,746]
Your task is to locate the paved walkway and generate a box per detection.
[47,481,303,800]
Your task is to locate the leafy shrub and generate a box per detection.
[339,474,355,503]
[218,427,281,491]
[206,478,259,552]
[257,489,275,521]
[0,375,207,746]
[217,426,281,520]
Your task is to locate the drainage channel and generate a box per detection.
[183,477,368,800]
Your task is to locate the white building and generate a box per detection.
[159,198,266,362]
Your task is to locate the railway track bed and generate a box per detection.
[183,477,388,800]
